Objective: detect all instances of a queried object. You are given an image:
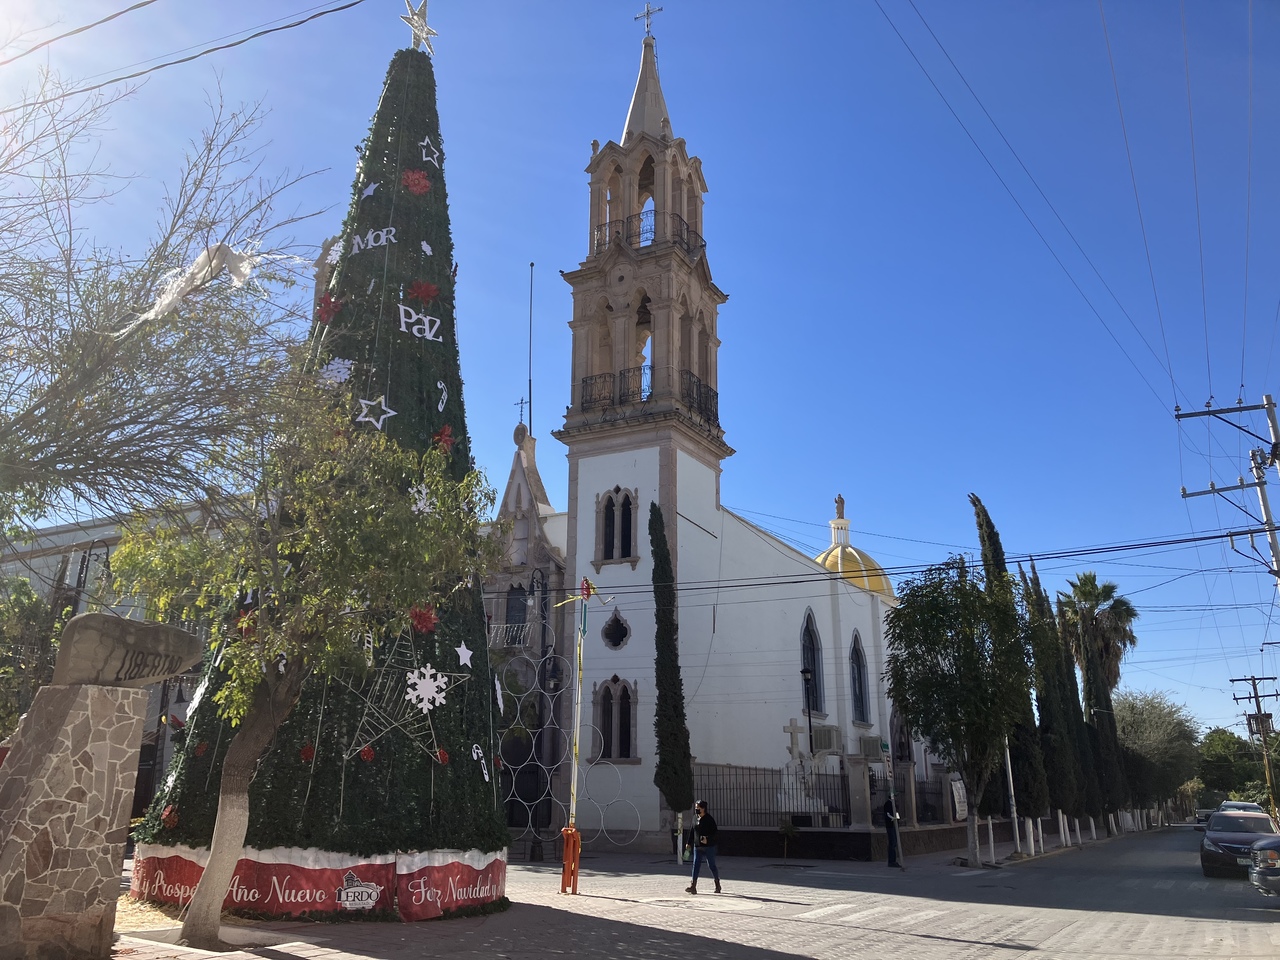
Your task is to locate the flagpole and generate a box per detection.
[559,577,593,894]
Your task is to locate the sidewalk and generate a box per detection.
[112,826,1166,960]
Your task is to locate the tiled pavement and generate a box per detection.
[113,830,1280,960]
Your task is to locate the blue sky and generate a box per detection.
[4,0,1280,732]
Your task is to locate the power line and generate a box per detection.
[903,0,1183,410]
[1096,0,1178,410]
[869,0,1169,412]
[1179,0,1214,401]
[0,0,165,69]
[0,0,368,118]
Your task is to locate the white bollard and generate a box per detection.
[987,816,996,865]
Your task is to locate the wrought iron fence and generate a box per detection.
[590,212,703,258]
[619,364,653,403]
[593,219,625,255]
[669,213,705,256]
[580,372,615,409]
[625,209,655,247]
[692,763,850,829]
[679,370,720,425]
[917,779,946,824]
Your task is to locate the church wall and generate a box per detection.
[570,446,662,835]
[678,510,890,772]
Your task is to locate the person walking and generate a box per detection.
[686,800,721,894]
[884,796,906,870]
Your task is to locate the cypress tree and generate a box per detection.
[141,38,507,859]
[969,495,1050,817]
[649,502,694,814]
[1057,601,1104,820]
[1023,562,1080,819]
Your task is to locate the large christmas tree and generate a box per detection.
[137,11,507,860]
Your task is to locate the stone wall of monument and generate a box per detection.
[0,684,147,960]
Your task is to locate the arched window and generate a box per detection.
[595,487,641,568]
[600,687,615,759]
[620,495,633,558]
[801,615,824,714]
[850,634,868,724]
[619,686,633,759]
[594,675,638,762]
[602,496,616,560]
[506,584,527,627]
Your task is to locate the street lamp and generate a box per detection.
[800,667,815,758]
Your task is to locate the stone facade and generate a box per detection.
[0,684,147,960]
[0,615,200,960]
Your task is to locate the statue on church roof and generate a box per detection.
[835,493,845,521]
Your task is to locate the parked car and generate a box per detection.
[1219,801,1266,814]
[1250,834,1280,898]
[1195,808,1217,823]
[1199,812,1279,877]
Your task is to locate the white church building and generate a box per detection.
[485,36,948,855]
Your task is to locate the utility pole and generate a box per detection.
[1177,395,1280,589]
[1229,676,1279,819]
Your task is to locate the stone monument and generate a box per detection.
[0,613,201,960]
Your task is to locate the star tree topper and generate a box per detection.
[401,0,439,55]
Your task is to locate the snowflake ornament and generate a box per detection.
[409,482,434,516]
[406,665,449,714]
[318,357,354,386]
[325,240,343,265]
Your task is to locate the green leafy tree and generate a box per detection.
[114,398,502,946]
[650,503,694,816]
[969,495,1049,818]
[885,556,1029,867]
[1200,727,1262,795]
[1056,600,1104,821]
[0,576,62,737]
[1113,690,1200,806]
[1059,573,1137,815]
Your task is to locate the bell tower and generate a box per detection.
[554,37,732,580]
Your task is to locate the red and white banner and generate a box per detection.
[132,843,504,920]
[395,849,507,921]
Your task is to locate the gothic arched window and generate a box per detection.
[801,615,824,714]
[602,496,616,561]
[595,487,641,569]
[850,633,869,724]
[594,675,638,761]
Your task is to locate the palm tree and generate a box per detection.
[1059,572,1138,697]
[1058,572,1138,815]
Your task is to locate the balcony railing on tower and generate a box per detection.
[618,364,653,403]
[680,370,719,425]
[591,212,706,258]
[580,372,615,409]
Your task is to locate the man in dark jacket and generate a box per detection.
[686,800,721,894]
[885,796,906,870]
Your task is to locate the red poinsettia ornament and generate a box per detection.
[401,169,431,196]
[300,743,315,763]
[161,805,179,829]
[407,280,439,305]
[360,745,375,763]
[436,748,449,765]
[433,424,455,453]
[317,293,343,325]
[410,604,439,634]
[194,741,209,758]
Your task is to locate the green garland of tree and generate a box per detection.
[137,44,507,858]
[649,502,694,815]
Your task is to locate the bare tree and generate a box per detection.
[0,70,320,526]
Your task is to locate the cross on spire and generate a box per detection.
[634,3,663,37]
[515,397,527,424]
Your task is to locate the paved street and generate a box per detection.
[117,828,1280,960]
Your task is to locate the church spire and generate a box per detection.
[622,36,671,146]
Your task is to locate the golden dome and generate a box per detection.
[815,543,894,599]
